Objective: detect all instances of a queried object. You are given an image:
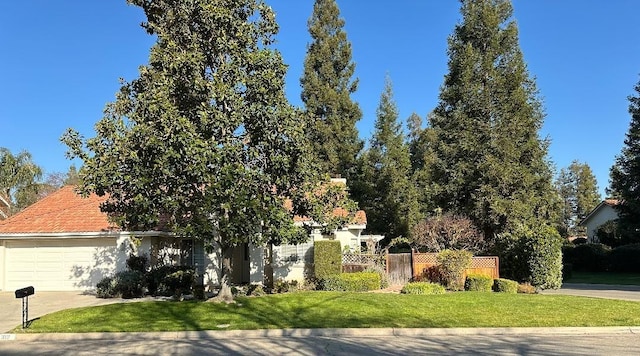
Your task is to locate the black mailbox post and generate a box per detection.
[15,286,34,328]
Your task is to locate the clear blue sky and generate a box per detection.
[2,1,639,197]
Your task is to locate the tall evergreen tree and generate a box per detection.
[407,112,439,217]
[430,0,558,239]
[555,160,601,237]
[609,78,640,242]
[0,147,42,217]
[300,0,362,179]
[63,0,316,300]
[357,76,420,239]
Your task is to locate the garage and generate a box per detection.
[3,237,118,291]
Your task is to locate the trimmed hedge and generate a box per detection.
[97,270,146,299]
[609,244,640,272]
[464,274,493,292]
[147,265,196,296]
[563,243,610,272]
[314,240,342,280]
[322,272,381,292]
[401,282,446,295]
[493,278,518,293]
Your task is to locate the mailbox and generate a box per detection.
[15,286,34,299]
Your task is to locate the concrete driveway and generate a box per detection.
[0,291,122,333]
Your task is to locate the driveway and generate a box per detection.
[540,283,640,301]
[0,291,122,333]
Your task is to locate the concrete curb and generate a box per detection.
[5,326,640,342]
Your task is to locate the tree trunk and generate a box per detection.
[212,245,234,302]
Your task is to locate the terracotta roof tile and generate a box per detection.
[0,186,117,233]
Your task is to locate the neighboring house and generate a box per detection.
[579,199,620,242]
[0,181,367,292]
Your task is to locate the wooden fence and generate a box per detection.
[411,252,499,280]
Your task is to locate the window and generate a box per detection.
[273,242,314,265]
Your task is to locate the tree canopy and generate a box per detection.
[555,160,601,237]
[62,0,317,298]
[300,0,362,180]
[429,0,558,239]
[0,147,43,217]
[609,77,640,243]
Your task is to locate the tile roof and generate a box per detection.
[0,186,117,234]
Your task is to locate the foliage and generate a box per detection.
[96,276,117,299]
[406,113,439,217]
[0,147,43,217]
[322,272,381,292]
[416,265,445,285]
[563,243,610,272]
[524,225,564,289]
[609,244,640,273]
[517,283,537,294]
[564,271,640,285]
[147,265,196,297]
[595,220,625,247]
[428,0,559,240]
[61,0,317,300]
[313,240,342,280]
[298,178,359,234]
[246,284,267,297]
[273,279,299,293]
[464,274,493,292]
[350,76,420,239]
[410,212,484,254]
[572,237,587,245]
[113,270,146,299]
[609,78,640,243]
[493,278,518,293]
[555,160,601,237]
[436,249,472,291]
[363,265,389,289]
[400,282,446,295]
[300,0,362,179]
[126,254,148,273]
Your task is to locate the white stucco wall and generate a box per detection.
[584,205,619,242]
[0,241,5,291]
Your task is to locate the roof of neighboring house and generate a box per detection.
[578,199,621,227]
[293,208,367,226]
[0,185,117,234]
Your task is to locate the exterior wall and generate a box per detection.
[0,241,4,291]
[334,228,364,252]
[249,243,263,284]
[202,244,221,291]
[584,205,619,242]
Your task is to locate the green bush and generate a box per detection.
[274,279,299,293]
[493,278,518,293]
[566,243,611,272]
[126,254,148,273]
[314,240,342,280]
[464,274,493,292]
[572,237,588,245]
[400,282,446,295]
[246,284,267,297]
[322,272,381,292]
[147,265,196,296]
[609,244,640,272]
[437,249,472,291]
[363,265,389,289]
[114,270,146,299]
[524,225,563,290]
[96,276,117,298]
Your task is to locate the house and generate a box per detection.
[579,199,620,242]
[0,181,366,292]
[0,193,10,220]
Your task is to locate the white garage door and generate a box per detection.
[4,238,117,291]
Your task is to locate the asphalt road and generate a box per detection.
[1,331,640,355]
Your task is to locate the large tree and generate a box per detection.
[0,147,43,217]
[429,0,558,239]
[63,0,317,300]
[300,0,362,180]
[355,76,419,239]
[609,78,640,243]
[555,160,601,237]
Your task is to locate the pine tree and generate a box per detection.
[407,112,439,217]
[357,76,420,239]
[609,78,640,242]
[556,160,601,236]
[300,0,362,179]
[430,0,558,239]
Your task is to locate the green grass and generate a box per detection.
[13,291,640,333]
[565,272,640,285]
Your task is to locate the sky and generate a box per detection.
[2,1,640,198]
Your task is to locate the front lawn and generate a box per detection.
[565,272,640,285]
[14,291,640,333]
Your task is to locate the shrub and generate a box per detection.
[322,272,381,292]
[562,263,573,281]
[126,254,148,273]
[400,282,446,295]
[114,270,146,299]
[572,237,588,245]
[493,278,518,293]
[464,274,493,292]
[96,276,118,298]
[363,265,389,289]
[410,213,485,254]
[147,265,195,296]
[314,240,342,280]
[437,249,472,291]
[246,284,267,297]
[524,226,563,290]
[567,243,611,272]
[418,265,445,285]
[517,282,537,294]
[274,279,299,293]
[609,244,640,272]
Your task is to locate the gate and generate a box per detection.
[387,253,412,285]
